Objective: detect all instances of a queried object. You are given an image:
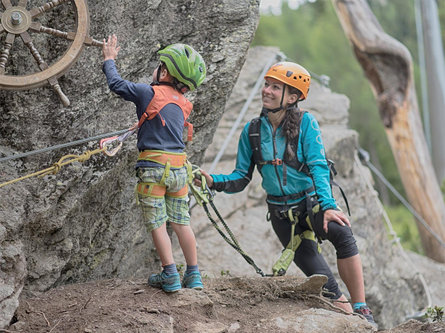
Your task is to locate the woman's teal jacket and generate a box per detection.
[211,112,338,211]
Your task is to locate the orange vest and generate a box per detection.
[137,85,194,141]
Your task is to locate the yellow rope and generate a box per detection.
[0,147,106,189]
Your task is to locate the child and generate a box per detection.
[102,34,206,292]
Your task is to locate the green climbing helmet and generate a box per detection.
[158,43,206,91]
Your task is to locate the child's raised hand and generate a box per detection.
[102,34,121,61]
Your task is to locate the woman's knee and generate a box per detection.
[326,223,359,259]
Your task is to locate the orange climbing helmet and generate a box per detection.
[265,62,311,100]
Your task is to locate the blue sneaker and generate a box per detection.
[182,271,203,290]
[148,271,181,293]
[354,305,377,328]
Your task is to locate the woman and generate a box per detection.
[199,62,376,325]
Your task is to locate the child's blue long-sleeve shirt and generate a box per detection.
[103,60,186,167]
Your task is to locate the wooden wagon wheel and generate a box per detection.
[0,0,102,106]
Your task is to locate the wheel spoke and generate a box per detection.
[30,22,71,40]
[1,0,12,10]
[29,0,70,18]
[19,31,70,106]
[0,32,15,74]
[20,31,48,71]
[84,36,103,47]
[48,76,70,106]
[29,22,103,48]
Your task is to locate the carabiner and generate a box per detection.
[100,128,137,157]
[100,136,123,157]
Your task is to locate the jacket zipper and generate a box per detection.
[267,120,286,198]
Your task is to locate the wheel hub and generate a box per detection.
[1,6,31,34]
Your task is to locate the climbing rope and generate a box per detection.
[0,128,136,189]
[188,166,267,277]
[355,151,432,318]
[0,128,131,163]
[358,148,445,249]
[0,147,106,189]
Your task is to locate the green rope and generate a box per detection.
[202,200,266,277]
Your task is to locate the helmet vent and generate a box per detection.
[185,48,190,58]
[264,61,310,100]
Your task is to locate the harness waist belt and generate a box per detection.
[138,150,187,168]
[266,186,315,203]
[276,196,318,219]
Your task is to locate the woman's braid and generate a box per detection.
[283,107,302,159]
[282,86,303,159]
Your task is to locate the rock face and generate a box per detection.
[178,46,441,329]
[0,0,260,328]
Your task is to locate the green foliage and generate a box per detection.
[425,306,444,322]
[220,270,231,277]
[384,205,423,254]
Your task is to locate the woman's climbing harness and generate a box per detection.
[0,128,136,189]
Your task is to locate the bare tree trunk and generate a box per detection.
[331,0,445,262]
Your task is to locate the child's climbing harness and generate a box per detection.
[137,85,194,141]
[135,150,191,202]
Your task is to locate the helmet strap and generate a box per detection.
[151,63,163,86]
[151,63,181,90]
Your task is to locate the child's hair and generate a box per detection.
[160,62,188,93]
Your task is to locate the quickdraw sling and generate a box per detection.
[271,195,322,276]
